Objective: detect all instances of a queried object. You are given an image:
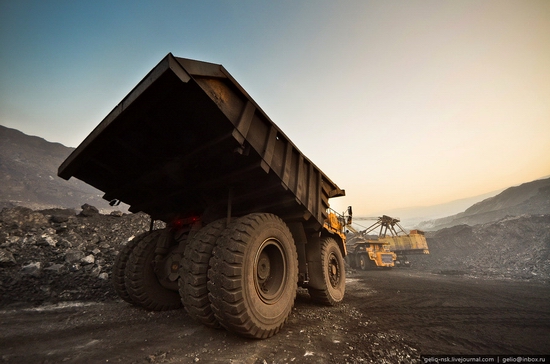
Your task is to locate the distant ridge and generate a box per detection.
[378,188,506,228]
[0,124,121,212]
[2,124,549,225]
[417,177,550,230]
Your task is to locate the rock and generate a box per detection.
[61,231,85,248]
[57,239,72,248]
[51,215,69,223]
[0,249,17,265]
[98,272,109,280]
[91,265,102,277]
[21,262,42,276]
[38,233,57,247]
[110,210,123,217]
[81,255,95,265]
[79,204,99,217]
[65,249,85,263]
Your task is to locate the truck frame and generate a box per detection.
[58,53,349,339]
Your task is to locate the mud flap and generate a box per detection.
[305,235,324,290]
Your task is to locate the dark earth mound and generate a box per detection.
[0,206,163,307]
[410,214,550,281]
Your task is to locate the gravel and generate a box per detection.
[1,205,549,309]
[0,206,160,307]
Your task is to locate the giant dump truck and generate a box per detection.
[58,53,349,339]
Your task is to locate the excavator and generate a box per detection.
[345,215,429,269]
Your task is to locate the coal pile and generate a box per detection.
[409,214,550,281]
[0,205,161,307]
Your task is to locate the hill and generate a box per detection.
[0,125,120,212]
[2,124,549,227]
[408,214,550,281]
[417,177,550,230]
[382,189,505,229]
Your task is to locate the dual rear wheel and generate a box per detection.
[112,213,346,338]
[206,213,298,339]
[113,230,182,311]
[180,213,299,338]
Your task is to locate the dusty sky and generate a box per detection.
[1,1,549,215]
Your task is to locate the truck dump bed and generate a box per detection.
[58,53,344,229]
[379,232,429,255]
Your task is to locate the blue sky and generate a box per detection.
[1,1,549,215]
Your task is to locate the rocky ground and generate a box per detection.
[0,205,164,307]
[1,206,549,308]
[1,206,549,363]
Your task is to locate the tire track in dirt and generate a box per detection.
[345,269,550,355]
[2,270,548,363]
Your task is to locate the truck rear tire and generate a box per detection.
[112,230,156,305]
[308,237,346,306]
[179,219,227,328]
[208,213,298,339]
[125,229,182,311]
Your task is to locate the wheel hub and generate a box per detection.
[257,252,271,280]
[154,252,182,283]
[328,253,340,288]
[254,239,286,304]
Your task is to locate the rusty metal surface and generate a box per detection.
[58,53,344,228]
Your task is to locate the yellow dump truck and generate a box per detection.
[346,215,429,269]
[345,232,397,269]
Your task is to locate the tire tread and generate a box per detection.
[125,230,182,311]
[179,219,227,328]
[208,213,298,339]
[308,236,346,306]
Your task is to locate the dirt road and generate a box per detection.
[1,270,549,363]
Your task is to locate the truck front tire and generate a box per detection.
[208,213,298,339]
[308,237,346,306]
